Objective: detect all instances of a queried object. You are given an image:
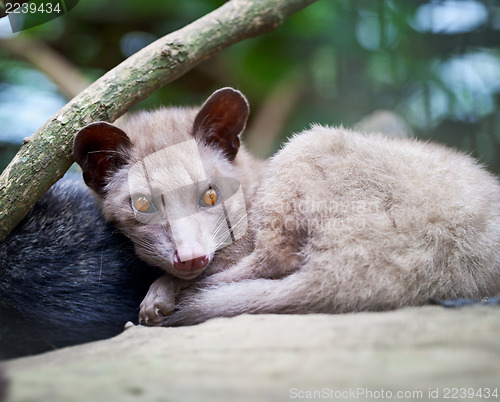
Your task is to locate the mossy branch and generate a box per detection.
[0,0,319,241]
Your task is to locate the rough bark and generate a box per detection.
[0,0,319,241]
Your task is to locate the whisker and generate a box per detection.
[213,214,248,245]
[210,210,229,233]
[213,211,248,236]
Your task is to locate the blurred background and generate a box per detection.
[0,0,500,174]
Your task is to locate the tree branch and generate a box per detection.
[0,0,319,241]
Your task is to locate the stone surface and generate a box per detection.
[2,305,500,402]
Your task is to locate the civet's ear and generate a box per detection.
[193,87,249,161]
[73,122,131,195]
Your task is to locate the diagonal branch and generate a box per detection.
[0,0,319,241]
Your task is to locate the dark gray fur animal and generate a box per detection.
[0,175,161,359]
[0,365,6,402]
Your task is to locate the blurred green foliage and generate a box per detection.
[1,0,500,172]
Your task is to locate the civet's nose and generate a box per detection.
[173,249,209,272]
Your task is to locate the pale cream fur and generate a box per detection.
[162,124,500,325]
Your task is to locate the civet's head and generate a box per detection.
[73,88,249,279]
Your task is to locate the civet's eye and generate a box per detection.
[200,187,218,207]
[132,195,154,213]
